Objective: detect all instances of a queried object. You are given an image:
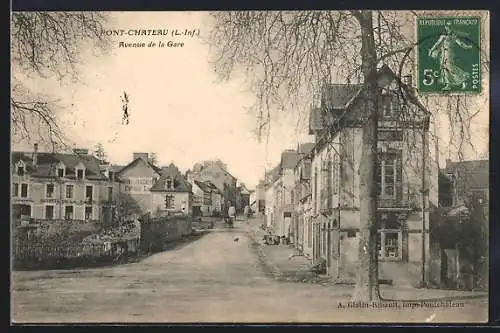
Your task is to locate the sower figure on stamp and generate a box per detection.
[428,21,473,91]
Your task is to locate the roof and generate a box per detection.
[321,84,363,110]
[297,143,315,155]
[280,149,300,170]
[11,152,108,180]
[309,65,430,135]
[443,159,489,190]
[150,163,192,192]
[117,157,162,176]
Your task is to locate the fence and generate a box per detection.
[139,213,193,253]
[12,230,140,269]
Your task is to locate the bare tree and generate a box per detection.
[149,153,158,165]
[11,12,110,151]
[94,142,107,162]
[208,10,489,301]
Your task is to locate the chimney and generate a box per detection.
[133,152,149,161]
[32,143,38,167]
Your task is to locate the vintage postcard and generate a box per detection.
[10,10,490,324]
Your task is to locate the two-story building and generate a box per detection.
[149,163,193,217]
[308,65,438,286]
[117,154,193,217]
[190,179,223,217]
[269,150,300,239]
[291,142,315,256]
[264,165,280,229]
[186,162,238,211]
[11,145,121,225]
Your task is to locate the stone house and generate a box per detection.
[186,162,238,210]
[268,150,300,238]
[264,165,280,228]
[291,142,315,256]
[307,65,438,286]
[11,145,121,225]
[149,163,193,217]
[116,153,192,217]
[115,153,163,215]
[191,179,223,217]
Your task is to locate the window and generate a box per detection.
[64,205,74,220]
[12,183,19,197]
[107,187,113,201]
[17,165,25,176]
[46,184,55,198]
[332,153,339,195]
[20,184,28,198]
[381,94,400,119]
[108,171,115,181]
[313,167,318,214]
[347,230,357,238]
[307,220,312,248]
[165,194,175,209]
[57,168,65,178]
[85,206,93,220]
[377,214,403,261]
[85,185,93,202]
[203,192,211,205]
[379,130,403,141]
[376,152,402,198]
[76,169,84,180]
[65,185,74,199]
[45,205,55,220]
[166,177,173,190]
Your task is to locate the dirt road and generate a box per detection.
[11,221,488,323]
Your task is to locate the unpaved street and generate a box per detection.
[12,221,488,323]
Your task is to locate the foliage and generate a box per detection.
[11,12,110,151]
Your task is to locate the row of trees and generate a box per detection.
[11,10,488,301]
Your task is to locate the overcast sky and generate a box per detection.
[11,11,489,188]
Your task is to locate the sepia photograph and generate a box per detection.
[10,10,490,323]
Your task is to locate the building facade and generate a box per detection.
[291,142,315,256]
[11,145,120,225]
[306,65,438,286]
[190,180,223,217]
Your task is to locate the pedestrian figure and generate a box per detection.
[227,203,236,228]
[243,205,250,221]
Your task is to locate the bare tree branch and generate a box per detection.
[11,11,111,151]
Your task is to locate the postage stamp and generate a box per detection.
[417,16,481,94]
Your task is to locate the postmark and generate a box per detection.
[417,16,481,94]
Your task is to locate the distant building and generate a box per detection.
[116,153,192,217]
[150,163,192,217]
[11,145,120,224]
[291,142,315,256]
[440,159,489,207]
[190,180,223,217]
[186,162,238,210]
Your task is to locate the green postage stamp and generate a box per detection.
[417,16,481,94]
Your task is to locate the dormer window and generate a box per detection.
[56,162,66,178]
[165,177,174,190]
[16,161,26,176]
[74,162,86,180]
[108,171,115,182]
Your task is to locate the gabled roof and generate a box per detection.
[321,84,363,110]
[150,162,192,193]
[310,64,431,135]
[442,159,489,190]
[117,156,162,176]
[280,149,300,170]
[11,152,108,180]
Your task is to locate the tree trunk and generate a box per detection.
[351,10,381,302]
